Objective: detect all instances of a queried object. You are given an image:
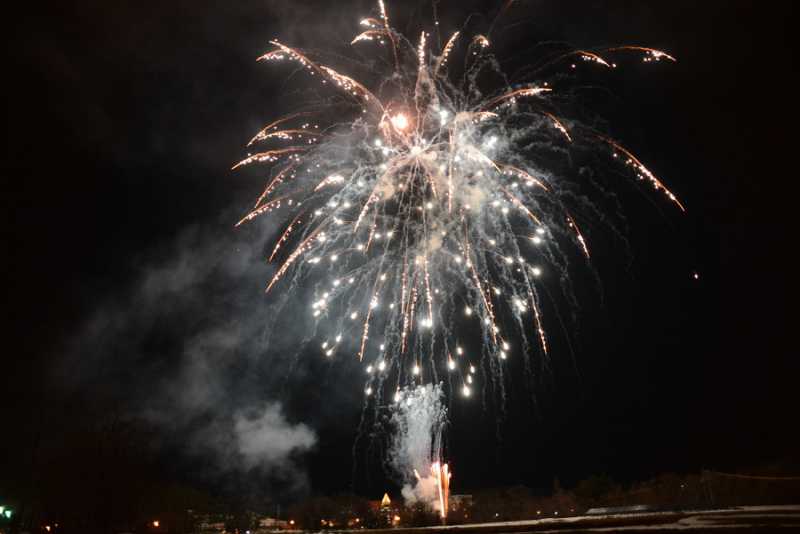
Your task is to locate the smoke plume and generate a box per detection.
[64,215,318,496]
[388,384,448,513]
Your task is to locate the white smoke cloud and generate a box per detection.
[234,403,316,470]
[66,216,319,495]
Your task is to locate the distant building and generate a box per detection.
[368,492,399,527]
[369,492,395,512]
[258,516,289,528]
[197,520,226,533]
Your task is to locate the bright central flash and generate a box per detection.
[391,112,409,130]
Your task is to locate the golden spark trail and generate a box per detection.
[597,135,685,211]
[484,86,552,109]
[253,163,297,209]
[566,214,591,259]
[235,195,293,227]
[434,31,460,76]
[269,212,305,262]
[541,111,572,142]
[501,186,542,225]
[232,147,306,170]
[266,226,324,293]
[528,289,548,354]
[501,165,550,190]
[248,112,316,146]
[604,46,677,62]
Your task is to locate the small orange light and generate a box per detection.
[152,520,160,528]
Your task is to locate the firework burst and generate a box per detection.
[235,1,682,406]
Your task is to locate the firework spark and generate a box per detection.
[236,1,681,411]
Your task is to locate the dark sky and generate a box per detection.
[4,0,798,503]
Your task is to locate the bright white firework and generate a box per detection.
[235,1,682,400]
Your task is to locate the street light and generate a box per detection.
[152,520,160,528]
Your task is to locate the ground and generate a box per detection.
[338,505,800,533]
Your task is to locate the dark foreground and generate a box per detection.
[339,505,800,533]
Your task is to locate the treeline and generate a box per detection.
[464,468,800,524]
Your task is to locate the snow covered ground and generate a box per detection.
[332,505,800,533]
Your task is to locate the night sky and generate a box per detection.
[4,0,798,503]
